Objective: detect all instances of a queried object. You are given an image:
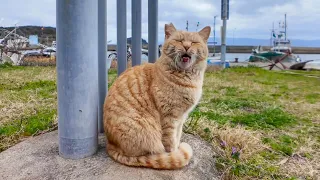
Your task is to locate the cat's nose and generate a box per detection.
[183,42,191,51]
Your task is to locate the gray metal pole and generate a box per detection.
[117,0,127,76]
[148,0,158,63]
[98,0,107,133]
[221,19,227,68]
[57,0,98,159]
[132,0,142,67]
[213,15,217,56]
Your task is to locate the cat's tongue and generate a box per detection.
[182,57,190,62]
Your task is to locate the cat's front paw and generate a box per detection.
[165,146,175,152]
[165,144,178,152]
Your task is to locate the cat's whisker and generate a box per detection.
[191,54,197,62]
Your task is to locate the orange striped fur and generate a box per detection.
[103,23,211,169]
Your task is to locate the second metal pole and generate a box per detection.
[98,0,107,133]
[132,0,142,67]
[117,0,127,76]
[148,0,158,63]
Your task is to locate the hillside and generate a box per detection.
[0,26,148,47]
[1,26,319,48]
[126,37,148,45]
[0,26,56,46]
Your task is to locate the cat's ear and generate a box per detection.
[165,23,177,39]
[198,26,211,42]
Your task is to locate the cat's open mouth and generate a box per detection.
[181,54,191,63]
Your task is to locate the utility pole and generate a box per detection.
[284,13,287,41]
[213,15,217,56]
[232,28,236,45]
[221,0,229,68]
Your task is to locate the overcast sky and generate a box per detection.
[0,0,319,43]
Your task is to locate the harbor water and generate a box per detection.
[106,52,320,63]
[221,53,320,62]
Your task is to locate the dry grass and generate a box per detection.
[185,117,264,160]
[20,56,56,66]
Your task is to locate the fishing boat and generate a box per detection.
[248,14,297,62]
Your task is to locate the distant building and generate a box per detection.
[29,35,39,45]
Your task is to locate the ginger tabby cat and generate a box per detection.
[103,23,211,169]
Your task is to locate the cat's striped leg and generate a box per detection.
[176,120,184,147]
[161,119,178,152]
[176,114,188,148]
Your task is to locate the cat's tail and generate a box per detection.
[107,142,193,170]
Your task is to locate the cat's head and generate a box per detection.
[161,23,211,71]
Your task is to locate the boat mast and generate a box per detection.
[186,20,188,31]
[270,22,274,47]
[196,21,199,31]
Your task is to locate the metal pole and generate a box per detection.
[117,0,127,76]
[221,0,229,68]
[98,0,107,133]
[233,28,236,45]
[213,17,216,54]
[221,19,227,68]
[233,30,234,45]
[148,0,158,62]
[57,0,98,159]
[132,0,142,67]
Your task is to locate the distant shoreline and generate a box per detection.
[106,45,320,54]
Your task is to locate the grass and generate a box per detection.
[0,63,118,152]
[185,66,320,179]
[1,64,319,179]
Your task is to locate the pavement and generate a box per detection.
[0,131,219,180]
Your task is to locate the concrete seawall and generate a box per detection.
[107,45,320,54]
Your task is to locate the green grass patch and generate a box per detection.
[210,98,257,110]
[232,107,296,129]
[305,93,320,104]
[0,62,22,70]
[216,155,282,179]
[0,109,56,137]
[262,135,297,156]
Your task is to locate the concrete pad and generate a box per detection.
[0,131,219,180]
